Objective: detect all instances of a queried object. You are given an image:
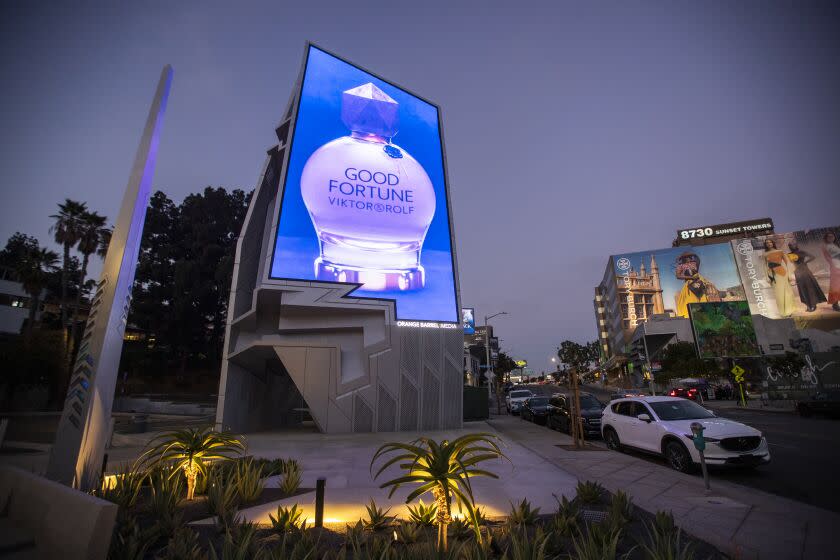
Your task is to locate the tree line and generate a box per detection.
[0,186,250,408]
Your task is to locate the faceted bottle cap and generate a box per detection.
[342,83,399,138]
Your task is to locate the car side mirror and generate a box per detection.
[637,413,652,423]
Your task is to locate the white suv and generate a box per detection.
[600,396,770,472]
[505,389,534,415]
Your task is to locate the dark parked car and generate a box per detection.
[797,391,840,418]
[521,396,551,424]
[668,387,699,401]
[546,392,604,437]
[609,388,645,401]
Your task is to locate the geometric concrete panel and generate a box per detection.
[400,376,419,431]
[377,384,397,432]
[353,394,374,433]
[421,368,440,431]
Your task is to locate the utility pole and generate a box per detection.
[484,312,507,413]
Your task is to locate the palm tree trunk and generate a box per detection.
[25,294,39,339]
[434,486,451,552]
[68,253,90,359]
[60,243,70,330]
[185,463,197,500]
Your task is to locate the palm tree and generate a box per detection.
[16,247,59,337]
[371,433,506,552]
[49,199,88,330]
[69,211,108,341]
[139,427,244,500]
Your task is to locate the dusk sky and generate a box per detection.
[1,1,838,371]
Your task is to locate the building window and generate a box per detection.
[0,294,30,309]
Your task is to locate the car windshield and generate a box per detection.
[579,395,602,409]
[650,400,715,420]
[529,397,549,406]
[510,391,531,398]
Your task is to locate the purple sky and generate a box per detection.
[1,1,838,371]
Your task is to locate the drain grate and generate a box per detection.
[580,509,607,523]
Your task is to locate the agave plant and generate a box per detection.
[407,500,438,527]
[140,427,244,500]
[280,461,302,496]
[95,462,145,511]
[607,490,634,529]
[371,433,506,552]
[506,498,540,529]
[269,504,306,534]
[394,520,423,544]
[234,457,265,504]
[159,526,206,560]
[575,480,606,505]
[506,527,551,560]
[363,498,392,531]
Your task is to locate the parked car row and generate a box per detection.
[516,391,607,439]
[513,389,772,473]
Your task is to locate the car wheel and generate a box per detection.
[664,440,693,473]
[604,427,621,451]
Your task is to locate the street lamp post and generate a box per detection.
[484,311,508,407]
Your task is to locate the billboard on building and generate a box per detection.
[269,45,458,323]
[688,301,760,358]
[462,308,475,334]
[731,226,840,329]
[611,243,745,332]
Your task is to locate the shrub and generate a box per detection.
[407,500,438,527]
[363,499,392,531]
[507,498,540,528]
[206,471,240,517]
[266,531,321,560]
[269,504,306,534]
[575,480,606,504]
[448,517,473,540]
[570,522,625,560]
[96,463,144,511]
[108,515,157,560]
[280,461,302,496]
[158,526,206,560]
[209,521,264,560]
[147,465,184,518]
[395,520,423,544]
[234,457,265,504]
[639,512,694,560]
[506,527,551,560]
[607,489,635,530]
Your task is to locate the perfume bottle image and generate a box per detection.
[300,83,436,291]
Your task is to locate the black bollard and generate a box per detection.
[315,478,326,527]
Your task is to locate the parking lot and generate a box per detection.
[503,383,840,513]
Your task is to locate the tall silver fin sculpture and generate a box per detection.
[47,66,173,489]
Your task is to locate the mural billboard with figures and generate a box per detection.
[688,301,760,358]
[611,243,745,335]
[731,226,840,331]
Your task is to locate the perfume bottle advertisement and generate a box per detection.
[269,45,458,323]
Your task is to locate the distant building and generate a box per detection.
[0,266,34,334]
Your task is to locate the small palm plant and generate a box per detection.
[140,427,244,500]
[371,433,506,552]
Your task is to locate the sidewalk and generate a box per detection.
[703,399,796,414]
[487,414,835,560]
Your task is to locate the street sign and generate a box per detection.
[731,364,745,376]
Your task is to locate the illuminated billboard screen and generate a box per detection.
[731,226,840,330]
[611,243,744,328]
[462,308,475,334]
[269,45,458,323]
[688,301,760,358]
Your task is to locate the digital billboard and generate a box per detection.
[612,243,744,327]
[269,45,458,323]
[462,308,475,334]
[688,301,760,358]
[731,226,840,328]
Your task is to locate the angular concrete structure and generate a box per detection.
[216,48,463,434]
